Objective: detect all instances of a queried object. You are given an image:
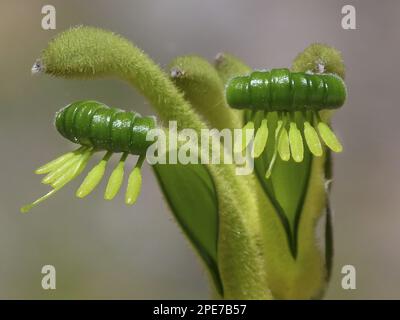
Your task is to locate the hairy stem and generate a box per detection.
[39,26,204,132]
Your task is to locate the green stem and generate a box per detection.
[40,26,204,132]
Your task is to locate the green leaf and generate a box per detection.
[152,163,223,296]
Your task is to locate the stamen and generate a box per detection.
[76,151,113,198]
[265,115,284,179]
[21,189,58,213]
[21,149,93,213]
[50,148,93,189]
[41,152,84,185]
[125,155,145,205]
[278,115,290,161]
[105,153,128,200]
[252,118,268,158]
[304,121,323,156]
[316,112,343,152]
[35,146,86,175]
[288,117,304,163]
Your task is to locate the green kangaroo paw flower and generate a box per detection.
[304,122,323,156]
[76,152,112,198]
[253,119,269,158]
[105,153,128,200]
[289,122,304,163]
[278,122,290,162]
[33,28,346,299]
[317,122,343,153]
[35,147,85,174]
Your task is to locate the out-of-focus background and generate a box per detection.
[0,0,399,299]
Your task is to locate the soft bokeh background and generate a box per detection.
[0,0,399,299]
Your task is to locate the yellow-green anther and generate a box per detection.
[41,153,82,184]
[304,122,323,156]
[125,167,142,205]
[35,149,80,174]
[317,122,343,152]
[235,121,254,153]
[105,153,128,200]
[278,124,290,161]
[289,122,304,162]
[51,149,93,189]
[21,150,94,213]
[76,152,112,198]
[21,189,58,213]
[253,119,268,158]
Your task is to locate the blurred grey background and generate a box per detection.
[0,0,399,299]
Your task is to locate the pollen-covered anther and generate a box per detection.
[315,112,343,153]
[104,153,128,200]
[125,155,145,205]
[76,151,113,198]
[288,121,304,163]
[20,147,93,213]
[303,121,323,157]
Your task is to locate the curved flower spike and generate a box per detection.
[226,67,346,179]
[21,100,156,213]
